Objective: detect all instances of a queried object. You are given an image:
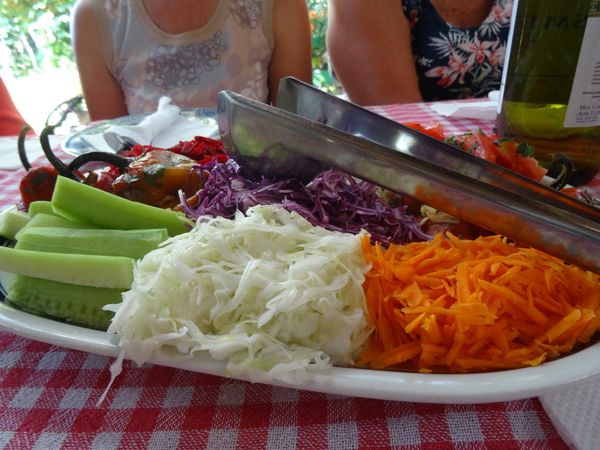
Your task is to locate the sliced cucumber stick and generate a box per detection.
[51,176,190,236]
[8,274,121,331]
[0,210,30,240]
[0,245,133,289]
[28,201,59,217]
[16,213,97,239]
[15,227,167,259]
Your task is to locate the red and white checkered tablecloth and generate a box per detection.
[368,102,492,136]
[0,101,573,449]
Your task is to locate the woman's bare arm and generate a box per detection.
[71,0,129,121]
[268,0,313,105]
[326,0,423,106]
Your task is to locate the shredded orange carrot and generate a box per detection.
[359,232,600,373]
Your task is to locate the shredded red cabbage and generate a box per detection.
[180,161,430,246]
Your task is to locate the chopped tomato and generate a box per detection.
[403,122,446,141]
[493,137,517,169]
[456,130,498,164]
[492,135,547,181]
[402,122,547,182]
[512,154,548,181]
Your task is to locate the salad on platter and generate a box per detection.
[2,121,600,400]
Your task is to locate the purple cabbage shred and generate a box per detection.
[179,160,430,246]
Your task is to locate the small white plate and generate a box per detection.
[62,108,218,156]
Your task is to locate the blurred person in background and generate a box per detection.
[71,0,313,121]
[0,77,32,136]
[326,0,513,106]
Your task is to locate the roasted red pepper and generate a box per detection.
[120,136,228,163]
[18,166,59,210]
[17,135,229,210]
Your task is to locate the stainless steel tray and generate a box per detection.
[216,90,600,274]
[277,77,600,224]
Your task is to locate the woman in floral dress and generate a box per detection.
[326,0,513,105]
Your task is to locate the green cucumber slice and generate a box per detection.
[0,210,30,240]
[51,176,191,236]
[15,227,167,259]
[16,213,97,239]
[28,201,59,217]
[8,274,121,331]
[0,245,133,289]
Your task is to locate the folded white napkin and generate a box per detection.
[429,90,499,121]
[103,96,180,151]
[540,380,600,450]
[0,135,66,171]
[79,98,219,154]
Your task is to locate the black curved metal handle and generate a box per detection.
[67,152,133,173]
[17,126,33,171]
[40,126,83,182]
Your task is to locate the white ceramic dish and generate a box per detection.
[1,271,600,404]
[2,201,600,404]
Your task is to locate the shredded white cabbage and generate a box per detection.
[105,205,373,386]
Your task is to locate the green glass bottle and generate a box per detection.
[496,0,600,186]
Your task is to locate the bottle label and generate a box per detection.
[564,4,600,127]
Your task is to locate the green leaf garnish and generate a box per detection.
[444,136,465,150]
[494,137,512,146]
[516,142,535,158]
[143,164,166,187]
[468,142,479,154]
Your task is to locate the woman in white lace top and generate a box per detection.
[71,0,313,120]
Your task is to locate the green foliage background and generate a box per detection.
[0,0,76,77]
[308,0,338,94]
[1,0,337,92]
